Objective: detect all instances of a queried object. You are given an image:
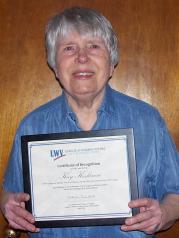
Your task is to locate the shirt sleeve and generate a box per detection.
[3,128,24,193]
[155,117,179,200]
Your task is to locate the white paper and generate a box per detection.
[28,135,132,221]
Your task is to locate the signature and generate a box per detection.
[62,171,100,181]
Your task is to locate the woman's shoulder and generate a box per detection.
[18,95,65,132]
[110,86,159,115]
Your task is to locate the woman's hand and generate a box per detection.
[121,198,165,234]
[0,191,40,232]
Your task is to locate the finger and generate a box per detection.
[13,205,35,224]
[121,220,160,234]
[20,202,26,209]
[14,193,30,204]
[8,207,40,232]
[7,206,40,232]
[136,217,160,232]
[129,198,152,209]
[121,212,161,233]
[9,219,39,232]
[125,209,152,225]
[140,206,147,212]
[143,223,160,234]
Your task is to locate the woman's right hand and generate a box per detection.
[0,191,40,232]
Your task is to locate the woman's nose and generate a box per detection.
[76,47,89,63]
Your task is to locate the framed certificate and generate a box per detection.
[21,129,138,228]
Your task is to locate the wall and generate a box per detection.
[0,0,178,237]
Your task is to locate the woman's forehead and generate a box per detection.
[58,30,105,44]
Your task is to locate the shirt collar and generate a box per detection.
[61,83,116,118]
[60,91,77,121]
[97,84,116,115]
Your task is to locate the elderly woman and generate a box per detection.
[1,6,179,238]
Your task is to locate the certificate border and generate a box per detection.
[21,128,138,228]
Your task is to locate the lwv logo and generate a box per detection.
[50,149,66,161]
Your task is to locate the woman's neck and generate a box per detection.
[66,91,104,130]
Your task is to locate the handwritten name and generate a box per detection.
[62,171,101,181]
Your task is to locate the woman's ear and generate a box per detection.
[109,65,115,78]
[54,68,59,79]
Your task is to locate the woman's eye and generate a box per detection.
[89,44,100,49]
[64,46,76,51]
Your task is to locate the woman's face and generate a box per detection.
[55,31,114,104]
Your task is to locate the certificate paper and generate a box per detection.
[21,129,138,227]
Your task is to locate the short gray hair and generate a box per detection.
[45,6,119,71]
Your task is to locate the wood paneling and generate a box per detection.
[0,0,178,237]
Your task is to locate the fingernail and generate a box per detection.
[121,225,127,230]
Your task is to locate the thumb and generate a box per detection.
[14,193,30,203]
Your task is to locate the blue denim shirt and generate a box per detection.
[4,85,179,238]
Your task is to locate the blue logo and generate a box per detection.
[50,149,66,161]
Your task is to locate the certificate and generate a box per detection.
[21,129,138,228]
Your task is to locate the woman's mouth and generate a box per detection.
[73,71,94,79]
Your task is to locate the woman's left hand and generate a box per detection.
[121,198,165,234]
